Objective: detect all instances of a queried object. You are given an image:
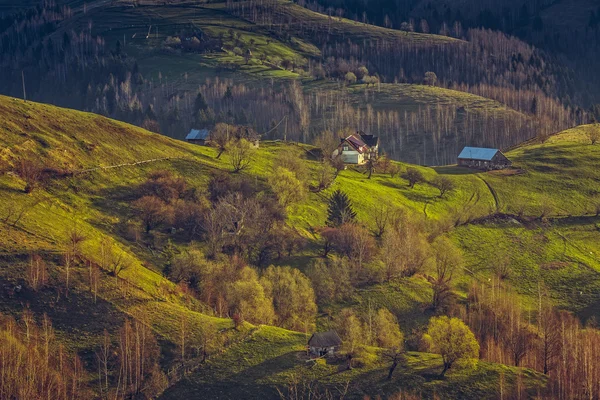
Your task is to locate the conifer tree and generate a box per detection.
[194,92,208,113]
[327,189,357,227]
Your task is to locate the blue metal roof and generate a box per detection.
[458,147,500,161]
[185,129,209,140]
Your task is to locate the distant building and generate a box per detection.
[333,132,380,165]
[185,129,210,145]
[458,147,511,170]
[308,330,342,358]
[238,126,261,148]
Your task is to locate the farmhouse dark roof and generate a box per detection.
[308,331,342,348]
[358,132,379,148]
[186,129,209,140]
[458,147,501,161]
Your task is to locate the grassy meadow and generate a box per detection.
[1,96,598,397]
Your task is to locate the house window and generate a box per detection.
[343,146,349,151]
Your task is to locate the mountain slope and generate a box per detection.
[4,97,599,397]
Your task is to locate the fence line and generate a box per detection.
[74,157,177,175]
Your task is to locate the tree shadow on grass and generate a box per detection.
[377,181,433,204]
[161,352,301,400]
[0,270,128,369]
[433,166,480,176]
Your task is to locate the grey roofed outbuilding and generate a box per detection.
[308,330,342,348]
[458,147,501,161]
[185,129,209,140]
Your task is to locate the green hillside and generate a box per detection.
[60,0,453,84]
[3,96,600,398]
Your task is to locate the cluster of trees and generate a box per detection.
[228,0,580,101]
[129,168,319,330]
[334,307,404,370]
[0,302,166,399]
[130,168,297,265]
[131,142,344,266]
[6,253,168,399]
[0,311,86,399]
[168,251,317,331]
[308,189,462,317]
[465,283,600,399]
[317,306,479,379]
[101,318,167,398]
[306,0,600,106]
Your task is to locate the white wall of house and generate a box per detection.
[341,150,364,164]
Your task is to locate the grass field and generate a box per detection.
[2,96,599,397]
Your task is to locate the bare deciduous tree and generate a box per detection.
[228,139,254,173]
[27,254,48,291]
[15,157,44,193]
[429,238,462,312]
[432,176,456,198]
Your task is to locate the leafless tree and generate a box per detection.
[15,158,44,193]
[228,139,253,173]
[384,349,406,380]
[432,176,456,198]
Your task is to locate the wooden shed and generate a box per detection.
[185,128,210,145]
[457,147,511,170]
[308,330,342,358]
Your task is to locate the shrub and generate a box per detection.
[345,72,357,84]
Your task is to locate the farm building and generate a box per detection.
[185,129,210,145]
[458,147,511,170]
[333,132,380,165]
[308,330,342,358]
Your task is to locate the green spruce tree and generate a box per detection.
[327,189,357,227]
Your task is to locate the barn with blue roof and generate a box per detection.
[458,147,511,170]
[185,128,210,145]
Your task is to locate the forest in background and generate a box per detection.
[0,0,596,165]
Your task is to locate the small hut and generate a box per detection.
[185,129,210,145]
[308,330,342,358]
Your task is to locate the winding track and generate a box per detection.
[476,174,500,213]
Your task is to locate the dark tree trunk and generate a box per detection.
[441,362,450,377]
[387,360,398,380]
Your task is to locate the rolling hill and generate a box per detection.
[1,96,599,398]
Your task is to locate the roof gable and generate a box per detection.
[359,132,379,148]
[458,147,500,161]
[343,134,369,153]
[186,129,209,140]
[308,330,342,347]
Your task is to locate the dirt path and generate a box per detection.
[476,174,500,213]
